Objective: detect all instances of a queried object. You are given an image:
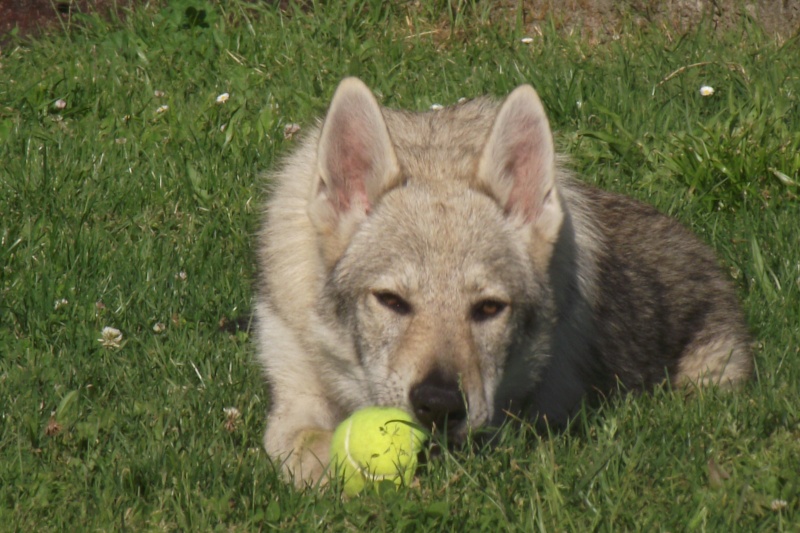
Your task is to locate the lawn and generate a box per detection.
[1,1,798,530]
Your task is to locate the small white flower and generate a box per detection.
[430,103,443,111]
[216,92,230,104]
[156,105,169,114]
[283,123,301,139]
[520,37,534,44]
[700,85,715,96]
[176,271,187,281]
[98,326,123,348]
[54,298,69,310]
[220,123,227,132]
[576,100,583,109]
[154,90,165,98]
[223,406,241,432]
[223,407,241,419]
[770,499,788,511]
[153,322,166,333]
[54,99,67,110]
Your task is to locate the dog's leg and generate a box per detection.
[257,304,338,487]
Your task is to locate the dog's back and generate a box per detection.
[519,179,752,423]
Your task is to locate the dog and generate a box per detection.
[254,77,752,487]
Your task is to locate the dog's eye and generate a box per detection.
[471,300,507,322]
[373,291,412,315]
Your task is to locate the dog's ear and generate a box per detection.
[477,85,563,243]
[308,78,400,240]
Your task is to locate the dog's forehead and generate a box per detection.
[380,183,505,246]
[383,99,498,186]
[349,184,527,286]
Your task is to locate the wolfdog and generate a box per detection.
[255,77,752,486]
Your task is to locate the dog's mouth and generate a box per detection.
[416,405,468,433]
[418,419,463,464]
[429,412,468,441]
[414,411,470,464]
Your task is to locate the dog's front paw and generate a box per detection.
[283,428,333,488]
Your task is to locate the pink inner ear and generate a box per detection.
[503,136,551,222]
[325,123,372,214]
[317,79,399,220]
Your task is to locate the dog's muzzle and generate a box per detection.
[409,371,468,444]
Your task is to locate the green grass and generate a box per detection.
[1,1,798,530]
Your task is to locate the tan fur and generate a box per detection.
[255,78,752,487]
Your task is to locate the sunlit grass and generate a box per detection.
[1,1,798,529]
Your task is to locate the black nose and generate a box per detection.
[409,372,467,435]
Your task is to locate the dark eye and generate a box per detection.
[471,300,507,322]
[373,291,412,315]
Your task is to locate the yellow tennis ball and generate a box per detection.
[329,407,426,496]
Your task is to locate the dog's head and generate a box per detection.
[308,78,563,443]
